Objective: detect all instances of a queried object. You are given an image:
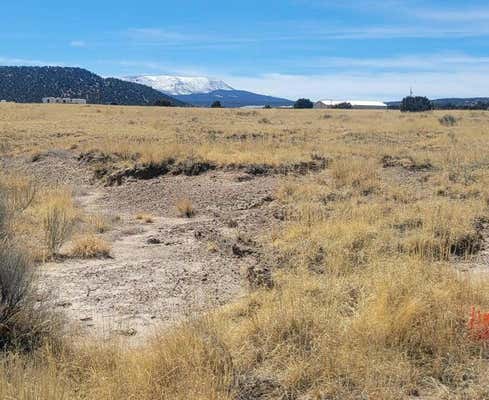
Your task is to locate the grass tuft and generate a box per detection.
[176,198,195,218]
[69,234,111,259]
[41,194,77,258]
[135,213,154,223]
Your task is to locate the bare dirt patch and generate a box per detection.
[1,149,92,187]
[18,151,282,341]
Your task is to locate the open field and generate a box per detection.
[2,104,489,398]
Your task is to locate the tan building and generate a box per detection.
[42,97,87,104]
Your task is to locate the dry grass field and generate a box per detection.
[2,104,489,399]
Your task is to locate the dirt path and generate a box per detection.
[30,153,281,342]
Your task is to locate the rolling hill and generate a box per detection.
[0,66,185,106]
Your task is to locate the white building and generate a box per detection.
[42,97,87,104]
[240,105,266,109]
[314,100,387,110]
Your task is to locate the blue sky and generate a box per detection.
[1,0,489,100]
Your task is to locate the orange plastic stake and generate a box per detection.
[469,306,489,341]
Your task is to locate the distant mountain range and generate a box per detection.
[0,66,185,106]
[1,66,485,109]
[122,75,294,107]
[430,97,489,108]
[175,89,295,108]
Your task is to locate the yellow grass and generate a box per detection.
[135,213,154,223]
[69,234,111,259]
[2,105,489,398]
[85,214,112,234]
[176,198,195,218]
[0,174,79,260]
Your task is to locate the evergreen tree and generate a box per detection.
[294,98,314,109]
[400,96,433,112]
[154,99,173,107]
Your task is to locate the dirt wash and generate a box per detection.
[21,151,283,342]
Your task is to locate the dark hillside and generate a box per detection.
[0,66,185,106]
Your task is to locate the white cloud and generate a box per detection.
[275,22,489,40]
[126,24,489,46]
[125,28,260,49]
[69,40,86,48]
[222,71,489,101]
[299,1,489,23]
[313,54,489,71]
[414,8,489,21]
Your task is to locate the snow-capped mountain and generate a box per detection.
[122,74,294,107]
[122,75,234,95]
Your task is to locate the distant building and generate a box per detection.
[240,105,266,109]
[314,100,387,110]
[42,97,87,104]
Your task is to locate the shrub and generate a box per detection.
[211,101,222,108]
[0,191,7,241]
[42,196,76,258]
[294,98,314,109]
[0,191,58,352]
[136,213,154,223]
[0,246,36,351]
[0,175,37,213]
[154,99,173,107]
[176,198,195,218]
[70,234,111,259]
[86,214,111,233]
[400,96,433,112]
[439,114,457,126]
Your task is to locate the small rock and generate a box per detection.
[232,243,254,257]
[55,301,72,308]
[115,328,137,337]
[235,174,254,182]
[146,237,161,245]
